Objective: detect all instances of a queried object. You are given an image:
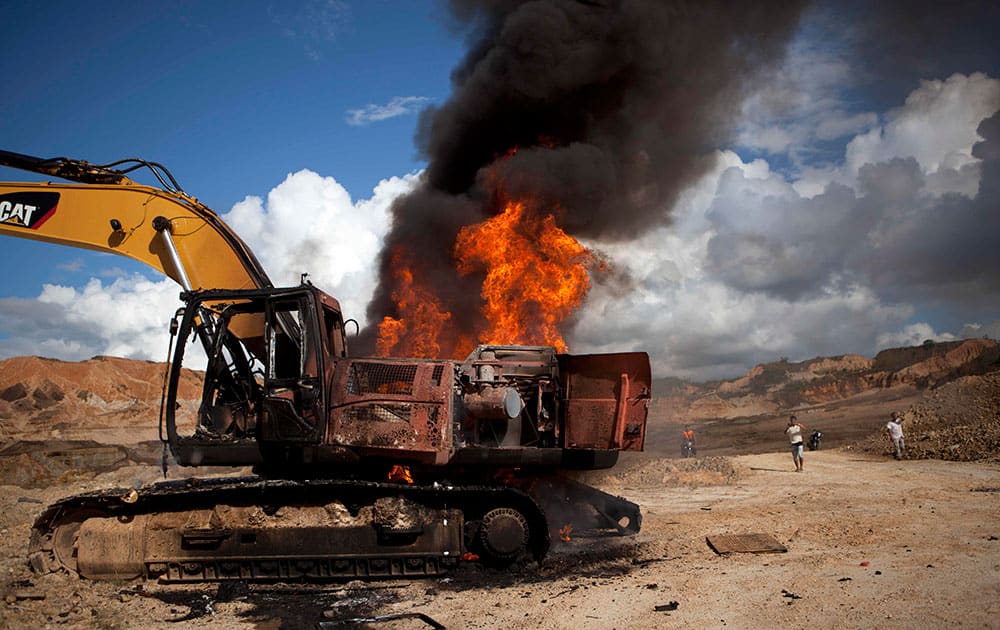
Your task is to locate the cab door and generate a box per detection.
[259,292,324,443]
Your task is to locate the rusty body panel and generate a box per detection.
[560,352,650,452]
[329,359,454,465]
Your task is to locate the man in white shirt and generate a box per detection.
[886,411,905,460]
[785,415,806,472]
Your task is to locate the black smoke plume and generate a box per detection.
[356,0,807,356]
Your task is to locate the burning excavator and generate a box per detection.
[0,150,650,582]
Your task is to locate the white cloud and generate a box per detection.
[2,70,997,384]
[845,73,1000,176]
[958,320,1000,340]
[56,258,84,273]
[345,96,431,126]
[876,323,956,350]
[0,275,183,361]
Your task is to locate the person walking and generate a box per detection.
[886,411,905,460]
[785,415,806,472]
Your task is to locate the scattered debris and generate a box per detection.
[654,601,679,612]
[216,580,249,602]
[707,533,787,555]
[631,556,674,567]
[838,577,852,582]
[781,590,802,600]
[552,585,582,599]
[165,594,215,623]
[319,611,446,629]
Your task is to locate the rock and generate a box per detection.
[0,383,28,402]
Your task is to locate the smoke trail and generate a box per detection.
[357,0,807,356]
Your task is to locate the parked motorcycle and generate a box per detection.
[681,439,697,458]
[808,430,823,451]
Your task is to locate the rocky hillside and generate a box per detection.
[849,371,1000,462]
[653,338,1000,422]
[0,355,202,443]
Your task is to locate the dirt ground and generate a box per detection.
[0,444,998,629]
[1,374,999,629]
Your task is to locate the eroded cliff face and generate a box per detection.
[0,355,202,442]
[654,339,1000,422]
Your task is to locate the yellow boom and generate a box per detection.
[0,150,273,293]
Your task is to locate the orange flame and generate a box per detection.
[559,524,573,542]
[375,197,595,358]
[377,249,457,358]
[455,200,595,352]
[387,465,413,484]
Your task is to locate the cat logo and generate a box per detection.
[0,192,59,229]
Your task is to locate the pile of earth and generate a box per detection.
[848,370,1000,461]
[580,455,745,489]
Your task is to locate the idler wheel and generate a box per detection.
[477,507,529,563]
[50,509,105,574]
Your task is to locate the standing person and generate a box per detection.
[785,415,806,472]
[886,411,905,460]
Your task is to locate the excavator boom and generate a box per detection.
[0,149,272,292]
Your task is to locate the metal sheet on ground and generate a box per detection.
[706,533,787,555]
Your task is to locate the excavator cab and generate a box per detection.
[163,285,347,466]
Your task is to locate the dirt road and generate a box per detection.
[1,449,998,629]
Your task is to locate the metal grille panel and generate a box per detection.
[346,362,418,396]
[430,365,445,387]
[342,404,413,424]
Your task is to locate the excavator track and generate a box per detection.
[29,476,550,583]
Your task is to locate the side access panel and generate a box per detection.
[327,359,454,464]
[558,352,650,452]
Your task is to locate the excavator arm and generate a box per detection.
[0,149,273,292]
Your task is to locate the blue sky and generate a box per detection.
[1,1,999,380]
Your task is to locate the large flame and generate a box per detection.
[376,199,595,358]
[455,200,594,353]
[376,249,458,358]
